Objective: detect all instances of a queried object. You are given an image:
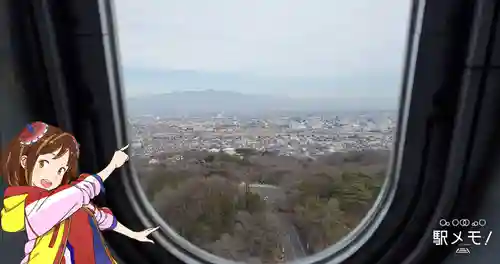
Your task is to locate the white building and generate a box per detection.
[289,120,306,130]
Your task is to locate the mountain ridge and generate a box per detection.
[123,68,400,98]
[126,90,398,116]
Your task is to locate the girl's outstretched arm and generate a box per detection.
[23,146,129,236]
[87,204,158,243]
[113,223,159,243]
[25,174,105,236]
[86,204,117,230]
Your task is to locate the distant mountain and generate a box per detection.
[123,69,401,98]
[125,90,398,116]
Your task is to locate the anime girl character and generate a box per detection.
[0,121,159,264]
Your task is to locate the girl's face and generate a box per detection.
[22,148,70,190]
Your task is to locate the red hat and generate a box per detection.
[19,122,49,146]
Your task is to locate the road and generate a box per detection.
[278,213,307,262]
[246,183,307,261]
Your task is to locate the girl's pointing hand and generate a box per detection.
[132,226,160,243]
[111,145,130,169]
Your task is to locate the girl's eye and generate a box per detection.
[38,160,48,168]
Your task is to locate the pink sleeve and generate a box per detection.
[25,174,105,236]
[86,204,117,230]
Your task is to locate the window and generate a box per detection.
[115,1,411,263]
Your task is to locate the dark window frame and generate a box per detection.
[3,0,496,263]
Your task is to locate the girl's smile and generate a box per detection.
[40,179,53,188]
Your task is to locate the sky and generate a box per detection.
[114,0,412,98]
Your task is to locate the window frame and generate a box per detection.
[9,0,492,263]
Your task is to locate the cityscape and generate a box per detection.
[128,106,396,263]
[113,0,409,260]
[128,111,397,162]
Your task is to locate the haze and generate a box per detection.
[115,0,411,99]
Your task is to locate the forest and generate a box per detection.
[134,149,389,263]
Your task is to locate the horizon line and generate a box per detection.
[125,89,399,100]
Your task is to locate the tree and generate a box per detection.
[133,149,389,259]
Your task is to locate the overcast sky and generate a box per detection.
[114,0,412,98]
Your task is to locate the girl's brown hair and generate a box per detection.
[0,122,79,186]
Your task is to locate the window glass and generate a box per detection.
[116,1,410,263]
